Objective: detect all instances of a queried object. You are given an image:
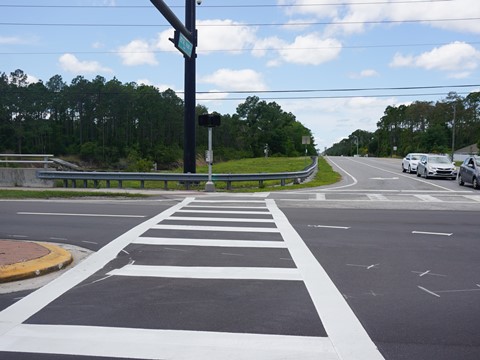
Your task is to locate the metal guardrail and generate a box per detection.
[37,157,318,190]
[0,154,54,168]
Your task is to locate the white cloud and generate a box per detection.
[200,68,267,91]
[282,0,480,35]
[0,36,25,45]
[59,53,112,74]
[277,34,342,65]
[390,42,480,76]
[197,19,258,54]
[349,69,379,79]
[117,40,158,66]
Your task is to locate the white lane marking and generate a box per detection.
[411,270,446,277]
[308,225,351,230]
[177,209,271,215]
[346,264,379,270]
[151,224,280,233]
[323,156,358,190]
[192,200,266,203]
[412,231,453,237]
[436,288,480,294]
[316,193,326,201]
[49,237,68,241]
[221,252,244,257]
[134,237,287,248]
[463,195,480,202]
[108,265,303,281]
[185,205,268,210]
[366,194,389,201]
[10,234,28,238]
[266,199,384,360]
[17,212,146,218]
[167,216,275,223]
[0,324,339,360]
[418,286,441,298]
[81,241,98,245]
[369,177,399,180]
[0,197,196,336]
[413,195,443,202]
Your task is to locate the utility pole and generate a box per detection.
[150,0,198,174]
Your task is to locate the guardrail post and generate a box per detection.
[106,180,111,188]
[63,179,68,188]
[94,180,99,188]
[140,180,145,189]
[281,179,285,186]
[227,181,232,190]
[164,180,168,190]
[83,180,88,188]
[118,180,123,189]
[259,180,263,188]
[71,180,76,188]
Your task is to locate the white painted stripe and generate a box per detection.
[463,195,480,202]
[266,199,384,360]
[192,200,266,203]
[168,216,275,223]
[17,212,146,218]
[134,237,287,248]
[413,195,443,202]
[151,224,280,233]
[366,194,388,201]
[0,197,196,336]
[316,193,326,201]
[412,231,453,237]
[252,192,270,198]
[185,205,268,210]
[177,209,270,215]
[0,324,339,360]
[418,286,441,298]
[308,225,351,230]
[108,265,302,281]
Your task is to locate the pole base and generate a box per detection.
[204,181,215,192]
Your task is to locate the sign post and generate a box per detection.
[199,114,221,192]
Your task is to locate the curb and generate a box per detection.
[0,242,73,283]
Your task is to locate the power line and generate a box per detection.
[1,41,477,56]
[0,17,477,28]
[0,1,455,9]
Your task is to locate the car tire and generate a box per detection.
[417,171,421,177]
[458,174,464,185]
[408,165,412,173]
[424,170,429,179]
[473,177,479,190]
[402,165,406,173]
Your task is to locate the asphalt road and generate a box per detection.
[0,156,479,359]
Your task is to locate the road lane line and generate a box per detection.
[308,225,351,230]
[412,231,453,236]
[367,194,389,201]
[0,197,196,336]
[0,324,339,360]
[108,265,303,281]
[17,212,146,218]
[177,209,271,215]
[266,199,384,360]
[151,224,280,233]
[167,216,275,223]
[134,237,287,248]
[323,156,358,190]
[418,286,441,298]
[413,195,443,202]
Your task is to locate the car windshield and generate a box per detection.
[429,156,451,164]
[411,155,421,160]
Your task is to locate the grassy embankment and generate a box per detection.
[0,156,340,198]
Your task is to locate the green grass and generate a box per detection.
[0,156,341,197]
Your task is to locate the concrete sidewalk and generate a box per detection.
[0,240,73,283]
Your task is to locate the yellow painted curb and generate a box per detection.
[0,242,73,283]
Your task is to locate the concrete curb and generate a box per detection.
[0,242,73,283]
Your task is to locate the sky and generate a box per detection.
[1,0,480,152]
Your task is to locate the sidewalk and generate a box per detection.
[0,240,73,283]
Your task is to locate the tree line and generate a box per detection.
[326,91,480,158]
[0,69,316,170]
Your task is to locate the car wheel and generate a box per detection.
[473,177,479,190]
[408,165,412,173]
[417,170,421,177]
[402,165,406,173]
[458,174,464,185]
[424,169,429,179]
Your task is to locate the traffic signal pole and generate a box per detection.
[150,0,197,174]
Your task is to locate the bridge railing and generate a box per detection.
[0,154,54,168]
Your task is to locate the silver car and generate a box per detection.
[416,154,456,180]
[458,156,480,189]
[402,153,426,173]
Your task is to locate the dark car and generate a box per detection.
[458,156,480,189]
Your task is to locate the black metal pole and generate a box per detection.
[184,0,196,174]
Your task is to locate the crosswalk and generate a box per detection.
[0,197,384,360]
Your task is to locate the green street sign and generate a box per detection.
[174,31,193,58]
